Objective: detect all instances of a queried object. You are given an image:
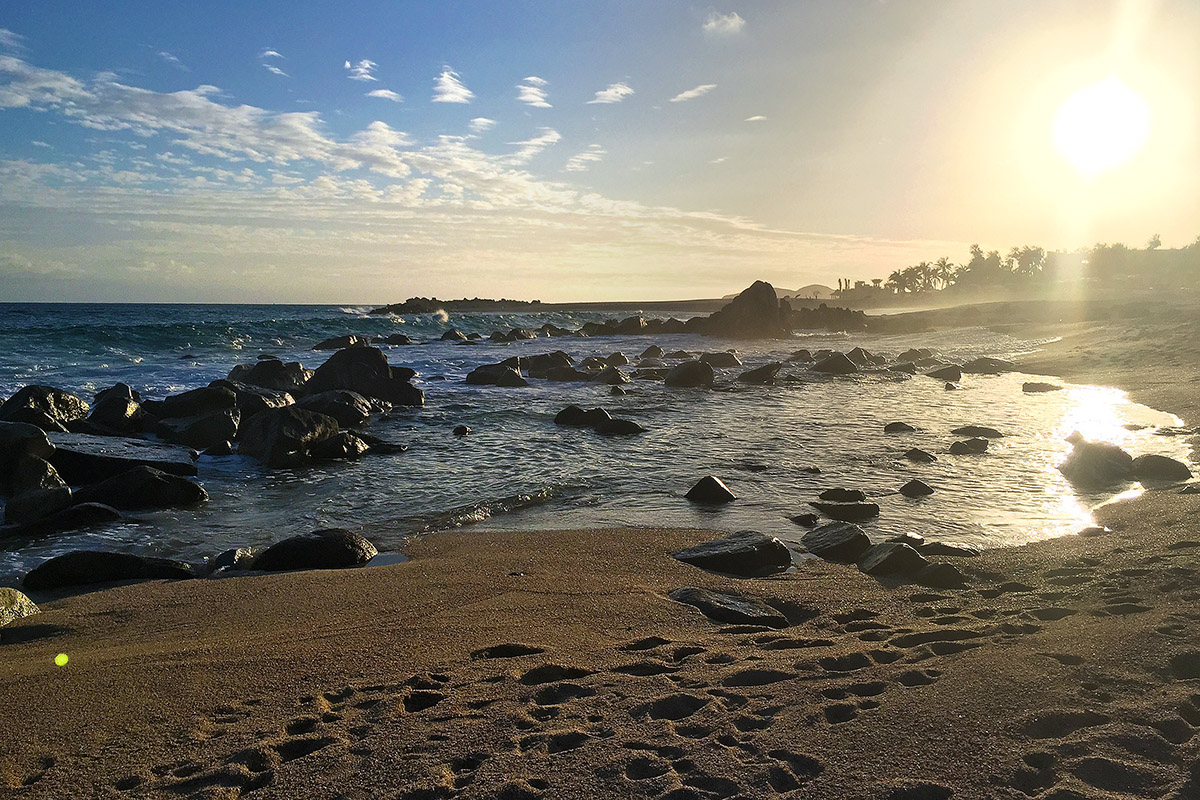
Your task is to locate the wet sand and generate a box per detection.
[2,305,1199,800]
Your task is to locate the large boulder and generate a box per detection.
[802,522,870,562]
[1131,454,1192,483]
[904,448,938,463]
[309,432,370,460]
[208,380,294,419]
[156,408,240,450]
[3,502,122,537]
[304,346,423,407]
[809,501,880,522]
[857,542,929,577]
[48,432,198,483]
[738,362,782,384]
[0,587,39,627]
[926,365,962,382]
[962,357,1015,374]
[664,360,715,388]
[818,488,866,502]
[1057,438,1134,487]
[811,353,859,375]
[591,366,630,385]
[699,352,743,368]
[0,386,90,430]
[313,334,368,351]
[1,422,57,493]
[23,551,196,591]
[1023,382,1062,393]
[72,466,208,509]
[252,529,378,572]
[884,422,916,433]
[949,438,989,455]
[594,417,646,435]
[94,383,140,405]
[668,587,789,628]
[159,386,237,420]
[672,530,791,577]
[951,425,1004,438]
[238,407,340,468]
[703,281,789,339]
[228,360,313,393]
[685,475,736,504]
[523,351,574,378]
[4,486,73,524]
[296,391,373,428]
[899,479,934,497]
[88,395,147,434]
[9,454,66,496]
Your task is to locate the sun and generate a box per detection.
[1052,77,1151,178]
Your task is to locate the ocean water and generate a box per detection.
[0,303,1192,582]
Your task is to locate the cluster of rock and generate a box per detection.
[801,522,973,588]
[19,528,383,592]
[1058,434,1192,487]
[554,406,646,436]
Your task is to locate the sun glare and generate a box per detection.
[1052,77,1151,178]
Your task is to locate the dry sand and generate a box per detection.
[2,303,1199,800]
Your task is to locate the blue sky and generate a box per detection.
[1,1,1197,302]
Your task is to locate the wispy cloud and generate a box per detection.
[587,82,634,105]
[669,84,716,103]
[506,127,561,163]
[154,50,188,71]
[703,11,746,36]
[433,67,473,103]
[258,48,288,77]
[564,144,606,172]
[366,88,402,103]
[516,76,551,108]
[744,115,767,122]
[710,156,728,164]
[262,64,289,78]
[0,29,25,52]
[344,59,378,82]
[469,117,496,134]
[31,140,51,148]
[259,48,284,60]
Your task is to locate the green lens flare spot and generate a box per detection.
[55,653,69,667]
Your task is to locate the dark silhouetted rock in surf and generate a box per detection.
[699,352,743,368]
[238,406,340,468]
[591,366,631,385]
[440,329,467,341]
[373,333,416,345]
[802,522,870,562]
[48,432,198,483]
[1131,454,1191,483]
[664,360,715,388]
[949,438,989,455]
[252,529,378,572]
[203,441,233,457]
[904,448,937,463]
[818,488,866,503]
[8,454,66,496]
[156,408,240,451]
[738,362,782,384]
[897,348,934,363]
[1023,382,1062,393]
[665,350,692,360]
[228,359,313,393]
[962,356,1015,374]
[668,587,788,628]
[309,432,370,460]
[919,541,981,557]
[952,425,1004,438]
[857,542,928,577]
[73,465,208,509]
[24,550,195,590]
[899,479,934,498]
[594,417,646,435]
[809,501,879,522]
[605,352,631,366]
[208,380,294,419]
[789,513,820,527]
[702,281,789,339]
[1057,437,1134,487]
[686,475,736,504]
[925,365,962,382]
[888,362,918,374]
[88,395,147,434]
[4,486,72,525]
[0,385,90,431]
[0,422,55,483]
[158,386,237,420]
[305,346,422,407]
[811,353,858,375]
[94,383,140,405]
[884,421,916,433]
[296,390,372,428]
[673,530,791,577]
[313,334,368,351]
[467,363,525,386]
[640,345,665,359]
[554,405,591,427]
[453,425,471,437]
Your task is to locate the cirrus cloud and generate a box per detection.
[669,84,716,103]
[703,11,745,36]
[587,82,634,105]
[433,67,473,103]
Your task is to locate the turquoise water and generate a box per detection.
[0,303,1191,582]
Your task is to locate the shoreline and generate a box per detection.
[2,310,1199,799]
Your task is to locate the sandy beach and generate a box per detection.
[3,305,1199,800]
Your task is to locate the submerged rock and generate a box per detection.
[672,530,792,577]
[962,356,1015,374]
[949,438,989,455]
[309,432,370,460]
[884,422,916,433]
[685,475,736,504]
[904,448,938,463]
[788,513,820,527]
[802,522,870,562]
[252,529,378,572]
[899,479,934,498]
[951,425,1005,438]
[668,587,789,628]
[1023,382,1062,393]
[23,550,196,591]
[818,488,866,503]
[737,362,782,385]
[809,501,880,522]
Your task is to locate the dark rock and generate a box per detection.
[944,382,959,391]
[1057,438,1133,487]
[640,346,664,359]
[811,353,859,375]
[73,466,208,509]
[672,530,792,577]
[454,425,471,437]
[604,353,631,367]
[668,587,788,628]
[1131,454,1192,483]
[440,329,467,341]
[788,513,820,527]
[354,432,407,455]
[4,502,122,538]
[616,316,646,335]
[918,541,981,557]
[238,406,340,468]
[545,366,590,382]
[156,408,240,450]
[962,356,1015,374]
[897,348,934,362]
[522,351,574,377]
[0,421,55,481]
[788,349,813,362]
[949,438,989,455]
[229,360,313,393]
[857,542,929,576]
[591,366,630,385]
[304,347,422,406]
[23,550,195,591]
[9,454,66,495]
[308,432,370,460]
[703,281,789,339]
[579,356,607,371]
[158,386,237,420]
[94,383,140,405]
[1181,484,1200,495]
[207,547,258,574]
[884,422,916,433]
[610,386,627,396]
[496,369,530,388]
[313,334,368,351]
[904,448,938,463]
[466,363,522,386]
[665,350,692,359]
[914,562,968,588]
[88,396,147,433]
[737,362,782,384]
[685,476,736,504]
[373,333,416,346]
[0,587,38,626]
[699,352,743,368]
[926,365,962,382]
[888,362,917,374]
[889,532,925,547]
[899,479,934,498]
[203,441,233,457]
[4,486,73,524]
[1023,382,1062,393]
[208,380,294,419]
[252,529,378,572]
[48,432,198,483]
[554,405,591,427]
[0,386,89,431]
[296,390,372,428]
[809,501,880,522]
[594,417,646,435]
[802,522,870,562]
[631,368,668,381]
[951,425,1004,438]
[664,360,715,388]
[818,488,866,503]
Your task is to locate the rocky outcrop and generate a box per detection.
[156,408,240,450]
[8,454,66,496]
[304,347,423,407]
[0,386,90,431]
[72,466,208,509]
[899,479,934,497]
[4,486,72,525]
[466,364,527,387]
[664,361,715,388]
[23,550,196,590]
[925,365,962,382]
[672,530,791,577]
[904,448,938,463]
[949,438,989,455]
[296,391,373,428]
[48,432,199,483]
[238,407,340,468]
[208,380,295,419]
[159,386,237,420]
[685,475,736,504]
[252,529,378,571]
[737,363,782,384]
[699,352,743,368]
[951,425,1004,438]
[811,353,859,375]
[313,334,368,351]
[309,432,370,460]
[701,281,790,339]
[228,359,313,393]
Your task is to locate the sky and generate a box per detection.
[0,0,1197,303]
